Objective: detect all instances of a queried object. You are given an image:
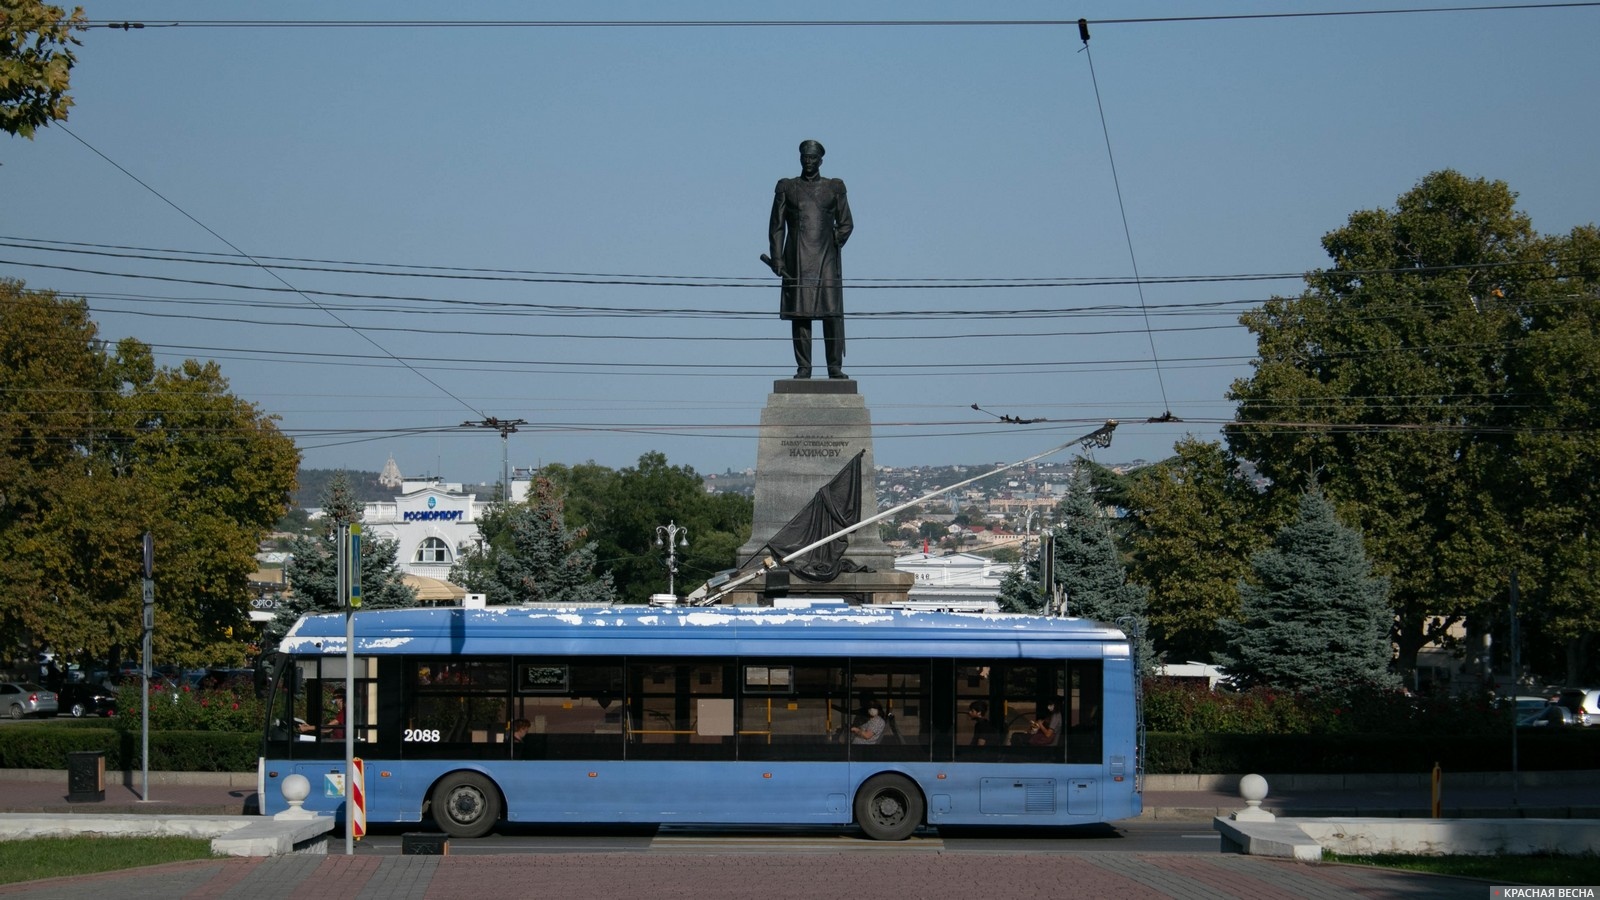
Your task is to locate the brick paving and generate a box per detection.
[0,852,1494,900]
[0,771,1556,898]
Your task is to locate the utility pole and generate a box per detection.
[461,417,527,500]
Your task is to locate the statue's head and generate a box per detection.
[798,140,825,176]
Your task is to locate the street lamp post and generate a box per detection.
[654,521,689,597]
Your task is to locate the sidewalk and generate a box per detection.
[1,768,1595,821]
[0,769,1574,899]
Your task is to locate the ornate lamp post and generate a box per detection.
[654,521,689,597]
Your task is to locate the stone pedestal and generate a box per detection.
[735,379,911,604]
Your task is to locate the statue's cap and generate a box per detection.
[799,139,826,157]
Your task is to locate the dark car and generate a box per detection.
[56,682,117,718]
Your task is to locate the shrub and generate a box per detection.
[112,678,265,734]
[1143,679,1508,736]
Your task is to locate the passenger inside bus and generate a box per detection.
[849,704,885,744]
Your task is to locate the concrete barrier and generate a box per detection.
[1216,815,1600,859]
[0,813,333,856]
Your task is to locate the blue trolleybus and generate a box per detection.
[258,605,1143,839]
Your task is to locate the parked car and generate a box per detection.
[1519,702,1577,727]
[56,682,117,718]
[0,682,59,719]
[1555,688,1599,727]
[1509,695,1551,723]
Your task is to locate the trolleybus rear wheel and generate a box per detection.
[854,774,924,841]
[430,771,501,838]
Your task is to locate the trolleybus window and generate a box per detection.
[954,660,1102,762]
[265,656,376,752]
[738,661,845,761]
[408,658,510,755]
[511,658,624,760]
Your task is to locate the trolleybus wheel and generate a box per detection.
[854,774,924,841]
[430,771,501,838]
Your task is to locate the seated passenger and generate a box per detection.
[967,700,1002,748]
[850,705,886,744]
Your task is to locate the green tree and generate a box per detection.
[0,279,298,668]
[1220,491,1396,695]
[542,452,750,602]
[1492,224,1600,684]
[996,564,1042,613]
[1089,440,1284,664]
[1,0,86,138]
[450,477,617,606]
[1050,464,1152,671]
[271,472,415,646]
[1226,171,1541,675]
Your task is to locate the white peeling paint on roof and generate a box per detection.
[366,637,412,649]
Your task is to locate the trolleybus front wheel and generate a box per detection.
[430,771,502,838]
[853,774,924,841]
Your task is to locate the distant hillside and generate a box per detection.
[292,469,385,507]
[292,469,499,508]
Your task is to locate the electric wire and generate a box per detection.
[81,4,1600,29]
[1078,21,1173,419]
[51,125,491,423]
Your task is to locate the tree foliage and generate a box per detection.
[0,278,299,668]
[1088,440,1285,664]
[450,477,617,605]
[269,472,416,647]
[1,0,86,138]
[1004,461,1158,666]
[1220,491,1396,696]
[1226,170,1600,682]
[541,452,751,602]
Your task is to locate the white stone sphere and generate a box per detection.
[282,773,311,804]
[1239,773,1269,804]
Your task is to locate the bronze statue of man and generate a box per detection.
[766,139,853,379]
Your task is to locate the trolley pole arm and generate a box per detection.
[696,420,1117,605]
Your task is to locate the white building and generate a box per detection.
[893,551,1017,605]
[361,457,530,585]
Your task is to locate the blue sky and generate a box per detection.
[4,1,1597,485]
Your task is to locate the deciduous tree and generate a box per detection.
[1227,171,1540,675]
[0,279,298,668]
[1,0,86,138]
[1088,440,1284,664]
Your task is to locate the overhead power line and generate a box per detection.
[81,4,1600,29]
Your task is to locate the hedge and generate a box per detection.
[1145,729,1600,774]
[0,724,258,772]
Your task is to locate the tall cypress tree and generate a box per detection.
[1220,491,1395,694]
[1050,464,1152,671]
[451,477,617,606]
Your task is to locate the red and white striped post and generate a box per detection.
[351,757,366,841]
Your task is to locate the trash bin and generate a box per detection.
[67,750,105,803]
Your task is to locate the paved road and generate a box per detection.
[0,851,1491,899]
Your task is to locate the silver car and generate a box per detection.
[0,682,59,719]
